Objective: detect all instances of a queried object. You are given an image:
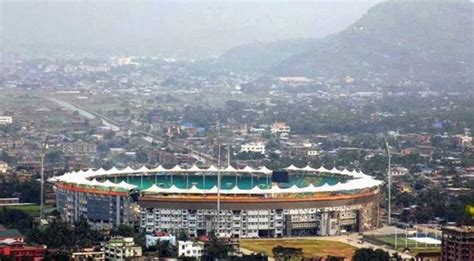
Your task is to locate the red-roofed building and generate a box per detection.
[0,240,45,261]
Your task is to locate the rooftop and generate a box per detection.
[443,226,474,234]
[0,229,24,239]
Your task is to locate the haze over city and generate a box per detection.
[0,1,473,260]
[3,0,381,58]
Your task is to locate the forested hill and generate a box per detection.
[218,1,473,85]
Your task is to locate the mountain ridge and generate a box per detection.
[218,1,473,84]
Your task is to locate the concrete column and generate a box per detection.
[116,195,121,226]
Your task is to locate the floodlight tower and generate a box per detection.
[384,137,392,225]
[40,136,50,219]
[216,144,221,235]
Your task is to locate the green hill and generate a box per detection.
[219,1,473,84]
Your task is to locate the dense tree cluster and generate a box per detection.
[29,217,103,249]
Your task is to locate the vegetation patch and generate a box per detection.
[240,238,356,259]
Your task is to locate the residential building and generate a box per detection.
[72,247,105,261]
[103,237,142,261]
[0,198,20,206]
[177,240,204,258]
[145,233,176,248]
[0,161,8,173]
[0,239,45,261]
[271,122,291,135]
[240,142,265,154]
[0,116,12,125]
[0,229,25,242]
[441,226,474,261]
[392,167,409,177]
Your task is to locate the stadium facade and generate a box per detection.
[51,165,382,238]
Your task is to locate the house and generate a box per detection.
[392,167,409,177]
[0,239,45,261]
[0,161,8,173]
[271,122,291,135]
[178,240,204,258]
[103,237,142,261]
[0,229,25,242]
[0,116,13,125]
[240,142,265,154]
[145,233,176,248]
[72,247,105,261]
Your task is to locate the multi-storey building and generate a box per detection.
[271,122,291,135]
[52,164,381,238]
[441,226,474,261]
[0,116,13,125]
[240,142,265,154]
[102,237,142,261]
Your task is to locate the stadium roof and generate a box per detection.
[49,164,382,193]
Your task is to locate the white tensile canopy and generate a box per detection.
[240,165,256,172]
[137,166,150,173]
[205,165,219,172]
[302,165,316,171]
[118,181,137,190]
[188,165,202,172]
[223,165,237,172]
[52,164,382,193]
[316,166,329,173]
[102,180,120,188]
[286,164,300,171]
[149,165,167,172]
[257,166,272,174]
[169,165,185,172]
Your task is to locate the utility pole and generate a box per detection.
[384,137,392,225]
[216,144,221,237]
[40,152,45,219]
[227,144,230,167]
[40,136,49,220]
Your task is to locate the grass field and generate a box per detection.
[3,204,54,216]
[240,238,356,259]
[374,235,440,255]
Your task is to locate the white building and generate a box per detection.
[178,240,204,258]
[0,161,8,173]
[0,116,12,125]
[392,167,409,177]
[240,142,265,154]
[145,234,176,248]
[271,122,291,135]
[103,237,142,261]
[72,248,105,261]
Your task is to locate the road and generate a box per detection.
[49,97,217,164]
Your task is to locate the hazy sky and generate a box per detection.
[2,0,383,59]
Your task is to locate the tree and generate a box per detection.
[0,207,33,233]
[177,229,189,241]
[45,150,63,164]
[136,150,149,163]
[112,224,135,237]
[73,217,102,247]
[156,240,175,257]
[327,256,344,261]
[204,230,230,260]
[43,251,70,261]
[272,245,303,261]
[0,254,15,261]
[353,248,390,261]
